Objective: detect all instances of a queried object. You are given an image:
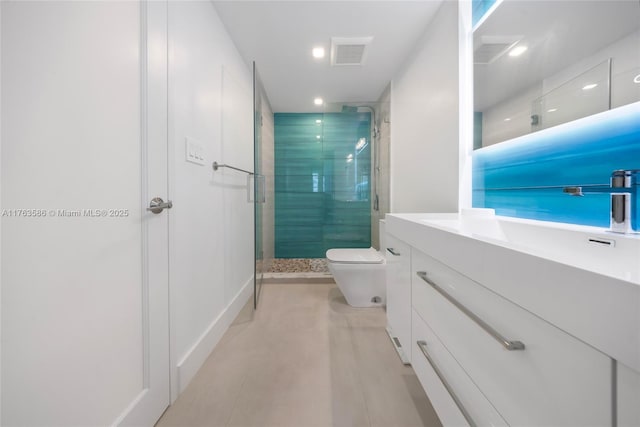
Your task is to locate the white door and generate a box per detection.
[1,1,170,425]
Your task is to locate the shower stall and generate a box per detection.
[264,93,390,275]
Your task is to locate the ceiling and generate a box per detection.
[212,1,443,112]
[474,0,640,110]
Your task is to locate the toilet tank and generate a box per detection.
[379,219,387,253]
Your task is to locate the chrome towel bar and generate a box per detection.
[212,161,266,204]
[212,161,254,175]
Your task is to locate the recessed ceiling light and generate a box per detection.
[504,118,511,122]
[582,83,598,90]
[508,45,528,57]
[633,74,640,84]
[547,108,558,113]
[314,97,323,106]
[312,47,325,59]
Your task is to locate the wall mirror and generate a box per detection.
[473,0,640,149]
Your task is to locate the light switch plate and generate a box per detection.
[185,137,206,166]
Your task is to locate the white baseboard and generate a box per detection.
[175,276,253,394]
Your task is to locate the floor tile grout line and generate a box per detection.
[222,346,254,427]
[344,315,374,427]
[226,283,332,427]
[221,306,261,427]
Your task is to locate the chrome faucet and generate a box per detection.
[563,169,639,234]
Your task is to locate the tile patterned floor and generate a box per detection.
[156,283,441,427]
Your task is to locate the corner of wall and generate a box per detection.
[175,276,253,395]
[390,0,461,213]
[167,0,255,402]
[458,0,474,211]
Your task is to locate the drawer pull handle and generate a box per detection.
[416,271,525,351]
[386,247,401,256]
[417,340,477,427]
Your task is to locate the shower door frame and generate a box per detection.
[253,62,264,309]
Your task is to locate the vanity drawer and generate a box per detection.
[411,309,508,427]
[411,248,612,426]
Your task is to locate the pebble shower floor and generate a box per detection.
[267,258,329,273]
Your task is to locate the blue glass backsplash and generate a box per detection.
[275,112,371,258]
[473,102,640,228]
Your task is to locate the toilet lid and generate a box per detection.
[326,248,384,264]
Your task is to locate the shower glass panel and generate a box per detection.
[274,108,372,258]
[253,62,264,308]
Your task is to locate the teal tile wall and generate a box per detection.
[275,112,371,258]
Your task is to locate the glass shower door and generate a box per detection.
[253,62,266,308]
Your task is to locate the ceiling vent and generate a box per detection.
[474,35,521,64]
[331,37,373,66]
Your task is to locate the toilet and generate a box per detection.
[326,220,387,308]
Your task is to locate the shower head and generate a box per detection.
[340,104,379,139]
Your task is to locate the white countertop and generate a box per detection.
[385,211,640,372]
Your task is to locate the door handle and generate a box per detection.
[147,197,173,214]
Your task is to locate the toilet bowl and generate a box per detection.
[326,247,386,307]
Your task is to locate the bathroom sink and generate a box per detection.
[419,214,640,285]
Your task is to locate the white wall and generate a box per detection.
[167,1,254,399]
[390,1,460,213]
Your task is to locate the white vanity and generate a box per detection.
[385,211,640,426]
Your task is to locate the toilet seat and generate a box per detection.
[326,247,384,264]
